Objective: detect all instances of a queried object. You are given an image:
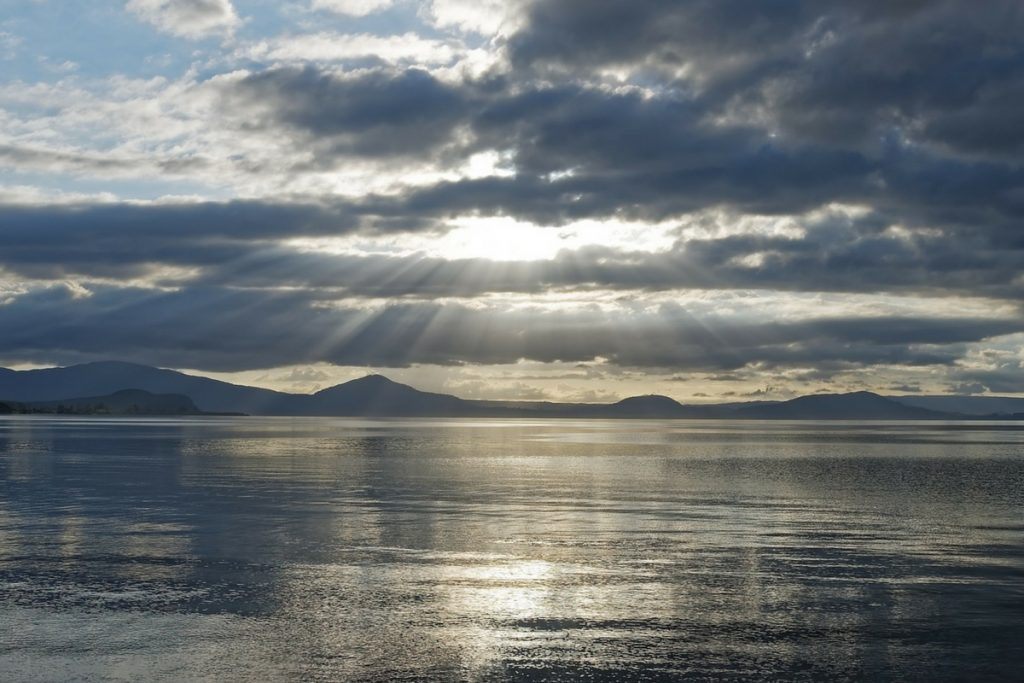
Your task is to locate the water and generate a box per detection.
[1,417,1022,681]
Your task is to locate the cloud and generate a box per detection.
[236,33,462,67]
[311,0,394,17]
[0,31,21,60]
[9,46,1024,228]
[0,282,1020,373]
[444,379,550,400]
[0,200,377,279]
[278,367,331,382]
[203,62,1024,229]
[507,0,1024,161]
[0,143,211,177]
[218,67,475,161]
[425,0,523,35]
[3,199,1024,306]
[126,0,239,39]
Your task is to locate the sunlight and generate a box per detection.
[284,215,678,264]
[459,559,555,618]
[434,215,677,262]
[437,216,567,262]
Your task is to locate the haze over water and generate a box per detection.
[1,417,1022,681]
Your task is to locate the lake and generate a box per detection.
[1,417,1022,681]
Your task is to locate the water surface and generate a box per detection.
[1,417,1022,681]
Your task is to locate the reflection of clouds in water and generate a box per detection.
[0,417,1022,679]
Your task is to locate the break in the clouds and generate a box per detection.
[1,0,1023,400]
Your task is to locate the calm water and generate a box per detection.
[1,417,1022,681]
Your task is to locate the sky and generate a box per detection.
[1,0,1023,402]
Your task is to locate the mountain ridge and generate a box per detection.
[0,388,207,415]
[731,391,952,420]
[0,362,1018,420]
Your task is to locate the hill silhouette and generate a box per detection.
[607,395,689,417]
[893,394,1024,416]
[733,391,951,420]
[305,375,474,416]
[0,362,1017,420]
[0,361,290,414]
[1,389,203,415]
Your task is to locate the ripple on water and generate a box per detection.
[1,416,1022,680]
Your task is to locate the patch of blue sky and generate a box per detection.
[2,2,194,81]
[1,1,467,86]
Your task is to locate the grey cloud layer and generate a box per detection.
[510,0,1024,156]
[3,202,1023,302]
[1,283,1018,372]
[222,68,477,161]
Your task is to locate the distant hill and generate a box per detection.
[303,375,475,416]
[893,395,1024,416]
[1,389,204,415]
[0,365,480,417]
[0,361,290,414]
[0,362,1017,420]
[604,395,689,418]
[733,391,953,420]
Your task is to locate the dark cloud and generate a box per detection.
[0,283,1019,372]
[947,362,1024,395]
[466,85,879,220]
[195,8,1024,230]
[3,201,1024,304]
[509,0,814,76]
[0,200,401,279]
[509,0,1024,157]
[221,67,475,161]
[191,228,1024,300]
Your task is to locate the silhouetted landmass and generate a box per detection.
[0,362,1020,420]
[473,394,718,418]
[607,395,688,417]
[0,389,211,415]
[731,391,953,420]
[0,361,287,415]
[893,395,1024,416]
[302,375,474,416]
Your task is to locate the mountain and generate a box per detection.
[891,395,1024,416]
[303,375,475,416]
[0,362,1013,420]
[1,389,203,415]
[732,391,953,420]
[605,395,689,417]
[0,361,290,414]
[0,364,479,417]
